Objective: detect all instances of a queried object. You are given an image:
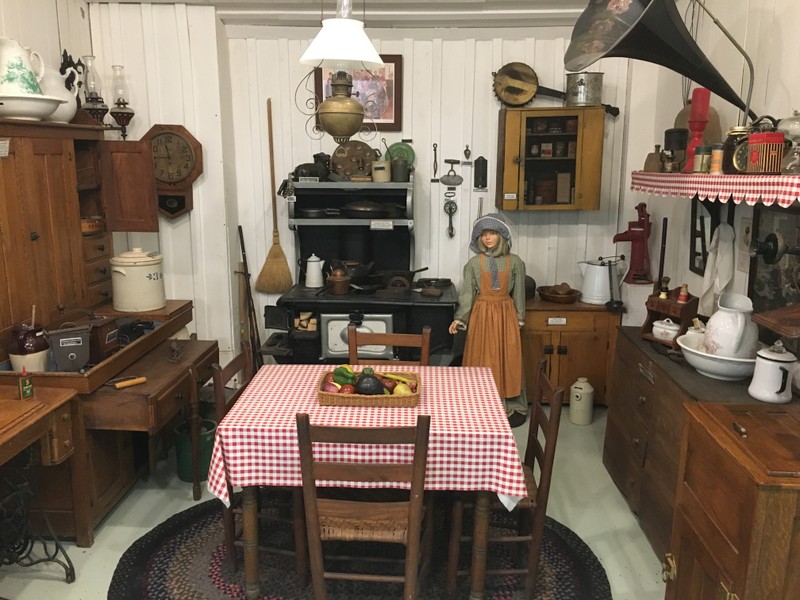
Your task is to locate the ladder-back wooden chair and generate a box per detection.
[296,412,433,600]
[347,324,431,366]
[445,359,565,598]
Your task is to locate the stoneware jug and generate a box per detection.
[301,254,325,288]
[40,65,78,123]
[701,292,759,359]
[9,322,50,372]
[0,37,44,95]
[748,340,798,404]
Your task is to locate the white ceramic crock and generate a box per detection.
[110,247,166,312]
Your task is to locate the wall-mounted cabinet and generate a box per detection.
[496,106,604,211]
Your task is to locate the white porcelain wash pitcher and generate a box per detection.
[701,292,759,359]
[0,37,44,95]
[40,65,78,123]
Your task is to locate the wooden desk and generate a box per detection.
[30,338,219,544]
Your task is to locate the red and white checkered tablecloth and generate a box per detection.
[630,171,800,207]
[207,364,527,506]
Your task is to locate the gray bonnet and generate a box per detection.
[469,213,512,253]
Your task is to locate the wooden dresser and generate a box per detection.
[666,403,800,599]
[522,297,620,404]
[603,327,784,560]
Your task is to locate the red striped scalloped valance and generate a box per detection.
[630,171,800,208]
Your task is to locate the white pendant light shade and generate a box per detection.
[299,18,383,70]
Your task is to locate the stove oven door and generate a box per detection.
[320,313,394,360]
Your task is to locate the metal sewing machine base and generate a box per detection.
[1,462,75,583]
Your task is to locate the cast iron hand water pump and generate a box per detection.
[613,202,652,284]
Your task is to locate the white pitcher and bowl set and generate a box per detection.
[0,36,69,120]
[676,292,798,404]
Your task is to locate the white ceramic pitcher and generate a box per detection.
[0,37,44,95]
[701,292,759,359]
[40,65,78,123]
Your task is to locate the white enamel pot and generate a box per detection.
[110,247,166,312]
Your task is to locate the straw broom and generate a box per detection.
[255,98,293,293]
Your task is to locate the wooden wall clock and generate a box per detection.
[141,124,203,218]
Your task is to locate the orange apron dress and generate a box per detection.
[462,255,522,399]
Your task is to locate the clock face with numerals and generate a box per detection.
[733,139,750,173]
[150,132,197,184]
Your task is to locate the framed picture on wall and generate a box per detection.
[314,54,403,132]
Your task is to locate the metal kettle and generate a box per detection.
[748,341,798,404]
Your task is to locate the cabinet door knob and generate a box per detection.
[557,345,567,355]
[99,267,107,274]
[631,436,640,446]
[97,244,105,251]
[513,155,521,165]
[543,344,554,355]
[661,553,677,582]
[638,395,647,405]
[57,304,65,312]
[30,231,39,241]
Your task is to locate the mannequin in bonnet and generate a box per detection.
[449,214,527,427]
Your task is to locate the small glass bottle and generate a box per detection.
[693,146,710,173]
[709,143,724,175]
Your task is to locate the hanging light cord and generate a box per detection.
[682,1,700,105]
[694,0,754,126]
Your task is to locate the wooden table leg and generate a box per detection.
[469,490,490,599]
[243,486,261,599]
[187,368,201,501]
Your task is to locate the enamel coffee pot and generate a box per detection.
[748,340,798,404]
[302,254,325,288]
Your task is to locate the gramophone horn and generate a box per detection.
[565,0,756,120]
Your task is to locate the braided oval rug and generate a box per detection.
[108,496,611,600]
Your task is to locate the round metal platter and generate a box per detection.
[384,142,415,166]
[493,62,538,107]
[331,141,378,177]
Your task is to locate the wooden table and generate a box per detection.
[207,364,527,599]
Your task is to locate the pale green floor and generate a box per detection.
[1,407,666,600]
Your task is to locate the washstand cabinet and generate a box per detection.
[522,297,620,405]
[496,106,605,211]
[603,328,777,561]
[666,402,800,600]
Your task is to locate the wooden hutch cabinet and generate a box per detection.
[665,402,800,600]
[496,106,604,211]
[522,297,619,405]
[0,117,216,547]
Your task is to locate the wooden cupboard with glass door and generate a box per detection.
[496,106,604,211]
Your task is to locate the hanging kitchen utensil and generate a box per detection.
[432,143,439,182]
[382,137,393,158]
[474,156,488,189]
[384,141,415,165]
[440,159,463,186]
[444,200,458,238]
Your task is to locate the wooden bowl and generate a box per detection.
[537,286,581,304]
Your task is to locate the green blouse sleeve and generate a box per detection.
[509,254,527,322]
[454,257,478,324]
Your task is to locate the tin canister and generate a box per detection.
[565,72,603,106]
[747,132,785,174]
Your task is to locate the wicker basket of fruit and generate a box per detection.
[318,365,421,407]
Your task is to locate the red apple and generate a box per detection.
[340,384,356,394]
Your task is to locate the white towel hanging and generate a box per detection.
[699,223,735,316]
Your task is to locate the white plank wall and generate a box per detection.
[3,0,800,363]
